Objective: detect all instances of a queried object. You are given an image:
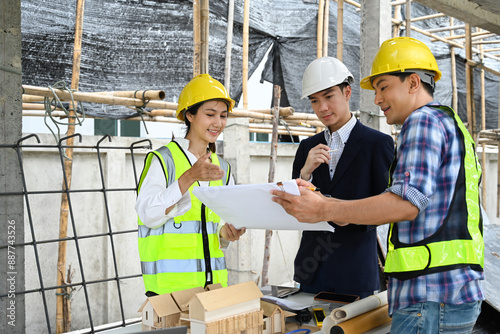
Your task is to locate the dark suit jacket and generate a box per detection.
[292,120,394,294]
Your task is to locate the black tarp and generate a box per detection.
[21,0,500,130]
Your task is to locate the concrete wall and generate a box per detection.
[19,119,500,333]
[0,1,25,333]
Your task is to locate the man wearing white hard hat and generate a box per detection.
[291,57,394,298]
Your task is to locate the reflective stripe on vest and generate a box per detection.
[141,257,226,275]
[385,105,484,280]
[138,220,219,237]
[136,140,230,293]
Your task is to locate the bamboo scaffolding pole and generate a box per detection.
[498,83,500,217]
[151,108,274,120]
[22,85,178,109]
[149,109,176,117]
[88,90,165,100]
[431,30,492,41]
[200,0,209,74]
[396,23,463,48]
[22,94,45,102]
[479,41,487,208]
[227,109,273,120]
[391,0,407,5]
[242,0,250,109]
[23,86,327,127]
[466,60,500,76]
[113,115,183,123]
[472,33,497,41]
[247,107,294,116]
[411,13,445,22]
[262,85,281,288]
[22,110,72,118]
[284,119,325,128]
[337,0,343,60]
[144,107,312,123]
[393,5,402,38]
[405,0,411,37]
[224,0,235,90]
[317,0,325,58]
[393,18,500,63]
[465,24,477,140]
[56,0,85,332]
[22,110,321,136]
[150,107,294,119]
[342,0,359,9]
[484,48,500,53]
[450,18,458,112]
[24,107,324,129]
[22,103,63,111]
[477,140,499,146]
[282,112,320,122]
[193,0,201,76]
[250,128,316,137]
[323,0,330,57]
[427,25,465,33]
[249,122,317,132]
[473,40,500,45]
[27,93,314,124]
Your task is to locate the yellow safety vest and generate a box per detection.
[385,105,484,280]
[137,140,230,294]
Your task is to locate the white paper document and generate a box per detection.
[260,295,318,311]
[192,179,334,232]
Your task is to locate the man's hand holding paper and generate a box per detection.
[271,178,341,224]
[192,179,334,232]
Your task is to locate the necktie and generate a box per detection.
[329,133,342,179]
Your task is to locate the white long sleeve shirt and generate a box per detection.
[135,138,234,247]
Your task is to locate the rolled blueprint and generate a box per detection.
[331,305,391,334]
[331,290,387,322]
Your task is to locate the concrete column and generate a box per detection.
[222,118,254,284]
[222,118,251,185]
[0,0,25,333]
[359,0,392,136]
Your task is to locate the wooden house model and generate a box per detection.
[188,281,264,334]
[138,293,181,331]
[261,300,296,334]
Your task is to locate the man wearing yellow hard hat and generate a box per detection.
[135,74,246,296]
[271,37,484,333]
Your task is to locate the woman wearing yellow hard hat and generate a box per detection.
[135,74,245,295]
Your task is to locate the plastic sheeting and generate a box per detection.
[21,0,500,129]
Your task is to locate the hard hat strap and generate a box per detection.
[410,69,436,91]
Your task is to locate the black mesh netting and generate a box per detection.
[21,0,500,129]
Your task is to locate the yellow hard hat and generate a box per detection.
[176,73,235,121]
[360,37,442,90]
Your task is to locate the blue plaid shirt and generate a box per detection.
[386,102,484,315]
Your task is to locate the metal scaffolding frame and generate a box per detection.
[0,133,152,333]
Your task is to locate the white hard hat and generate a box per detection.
[301,57,354,99]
